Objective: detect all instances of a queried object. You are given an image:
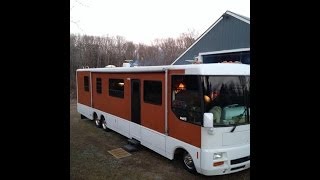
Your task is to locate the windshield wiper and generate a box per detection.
[230,108,247,133]
[230,77,249,133]
[230,124,237,133]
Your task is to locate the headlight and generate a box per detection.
[213,152,223,159]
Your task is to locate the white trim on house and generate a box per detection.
[226,11,250,24]
[199,48,250,56]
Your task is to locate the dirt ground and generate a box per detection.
[70,100,250,180]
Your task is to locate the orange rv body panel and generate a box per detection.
[77,67,202,147]
[77,71,91,107]
[167,69,201,147]
[91,72,165,133]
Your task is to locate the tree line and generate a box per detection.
[70,31,197,98]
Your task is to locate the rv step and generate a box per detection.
[128,138,140,146]
[123,144,138,152]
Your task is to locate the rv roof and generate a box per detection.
[77,63,250,75]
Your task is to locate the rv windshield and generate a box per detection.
[202,76,250,127]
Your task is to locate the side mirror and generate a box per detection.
[203,113,214,128]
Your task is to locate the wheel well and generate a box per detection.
[93,112,98,120]
[174,148,186,160]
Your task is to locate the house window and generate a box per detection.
[96,78,102,94]
[84,76,89,92]
[109,79,124,98]
[202,51,250,64]
[144,81,162,105]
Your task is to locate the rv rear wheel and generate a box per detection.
[101,117,110,132]
[182,151,197,174]
[95,116,102,128]
[92,113,97,121]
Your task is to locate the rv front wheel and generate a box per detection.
[182,151,196,174]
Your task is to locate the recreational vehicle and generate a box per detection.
[76,63,250,175]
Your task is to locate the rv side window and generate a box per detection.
[84,76,89,92]
[109,79,124,98]
[171,75,202,125]
[96,78,102,94]
[144,80,162,105]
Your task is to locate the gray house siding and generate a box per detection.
[173,15,250,65]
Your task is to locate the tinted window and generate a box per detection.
[171,75,202,125]
[96,78,102,94]
[84,76,89,92]
[144,81,162,105]
[109,79,124,98]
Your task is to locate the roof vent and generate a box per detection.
[122,63,130,67]
[105,65,116,68]
[123,60,134,67]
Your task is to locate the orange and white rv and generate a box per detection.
[76,63,250,176]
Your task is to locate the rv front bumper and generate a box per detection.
[199,144,250,176]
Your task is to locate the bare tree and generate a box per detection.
[70,0,91,33]
[70,31,198,98]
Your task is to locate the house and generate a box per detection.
[171,11,250,65]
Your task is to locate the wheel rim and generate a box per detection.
[183,153,194,170]
[95,119,100,126]
[102,119,107,129]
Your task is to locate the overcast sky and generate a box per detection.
[70,0,250,45]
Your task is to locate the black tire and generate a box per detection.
[91,113,97,121]
[94,115,102,128]
[101,117,110,132]
[182,151,197,174]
